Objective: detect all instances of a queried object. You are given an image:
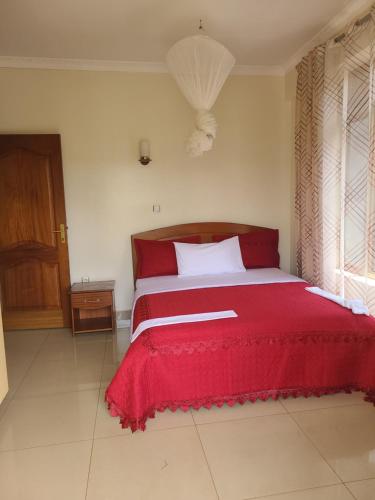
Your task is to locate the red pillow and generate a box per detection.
[212,230,279,269]
[134,236,201,278]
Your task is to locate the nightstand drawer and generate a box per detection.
[71,291,113,309]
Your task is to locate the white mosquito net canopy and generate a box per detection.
[166,34,235,157]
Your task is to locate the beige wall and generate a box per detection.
[0,307,8,403]
[0,68,295,310]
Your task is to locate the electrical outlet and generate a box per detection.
[81,276,90,283]
[153,204,161,213]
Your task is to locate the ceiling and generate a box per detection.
[0,0,372,72]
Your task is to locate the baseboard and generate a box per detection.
[116,319,131,329]
[116,309,131,329]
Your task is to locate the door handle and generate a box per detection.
[52,224,67,244]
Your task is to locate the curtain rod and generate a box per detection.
[334,12,372,43]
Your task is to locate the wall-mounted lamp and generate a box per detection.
[139,139,151,166]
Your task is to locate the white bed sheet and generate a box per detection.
[135,268,304,299]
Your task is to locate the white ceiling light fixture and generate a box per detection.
[166,21,235,157]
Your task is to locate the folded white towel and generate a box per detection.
[305,287,369,315]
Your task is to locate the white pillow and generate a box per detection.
[174,236,246,277]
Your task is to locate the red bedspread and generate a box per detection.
[105,282,375,431]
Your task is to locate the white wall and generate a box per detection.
[0,68,295,310]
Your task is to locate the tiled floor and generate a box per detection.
[0,329,374,500]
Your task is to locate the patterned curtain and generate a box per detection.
[296,7,375,313]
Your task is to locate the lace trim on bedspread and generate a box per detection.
[106,385,375,432]
[141,331,375,355]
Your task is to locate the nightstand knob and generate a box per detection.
[84,298,100,303]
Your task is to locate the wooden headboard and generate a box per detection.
[131,221,270,282]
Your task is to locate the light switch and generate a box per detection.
[153,204,161,213]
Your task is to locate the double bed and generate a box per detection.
[106,222,375,431]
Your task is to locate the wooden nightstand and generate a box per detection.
[70,280,116,335]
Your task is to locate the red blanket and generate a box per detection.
[106,282,375,431]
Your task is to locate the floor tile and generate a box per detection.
[0,440,91,500]
[104,329,130,363]
[5,358,33,397]
[4,331,48,364]
[5,328,64,337]
[87,427,217,500]
[293,405,375,482]
[94,389,131,439]
[50,331,107,342]
[4,332,49,394]
[44,328,75,336]
[251,484,354,500]
[0,395,11,422]
[15,356,103,397]
[35,331,106,362]
[44,330,107,345]
[4,329,49,343]
[346,479,375,499]
[99,332,128,388]
[3,332,49,399]
[100,362,119,388]
[0,389,99,451]
[281,392,366,413]
[192,399,286,425]
[100,354,120,388]
[5,326,375,500]
[197,414,338,500]
[146,408,195,431]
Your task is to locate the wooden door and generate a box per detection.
[0,135,71,330]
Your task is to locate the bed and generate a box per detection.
[106,222,375,431]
